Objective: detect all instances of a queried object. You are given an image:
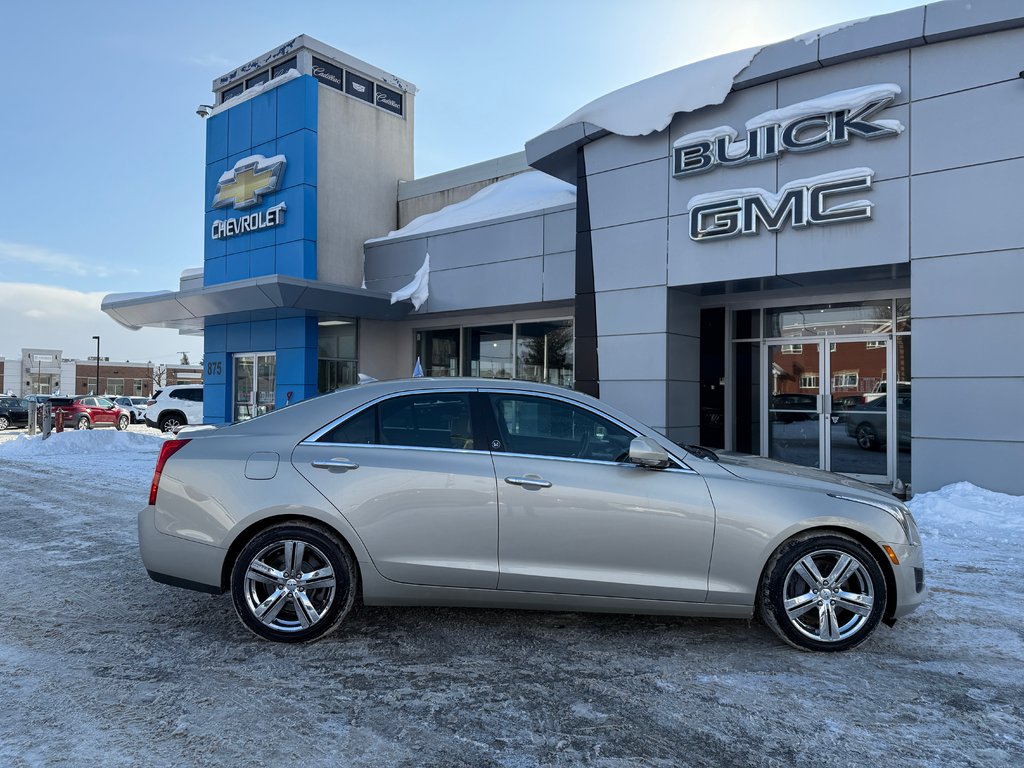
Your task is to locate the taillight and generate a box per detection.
[146,399,157,407]
[149,439,191,505]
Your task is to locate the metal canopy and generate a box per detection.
[102,275,410,332]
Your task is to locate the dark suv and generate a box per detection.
[0,396,29,430]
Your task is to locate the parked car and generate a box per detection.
[50,396,130,431]
[770,393,818,422]
[0,396,29,430]
[145,385,204,432]
[141,378,926,651]
[845,393,912,451]
[113,396,149,424]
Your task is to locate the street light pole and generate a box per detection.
[92,336,100,396]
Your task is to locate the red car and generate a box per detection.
[50,396,131,431]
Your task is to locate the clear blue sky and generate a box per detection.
[0,0,921,363]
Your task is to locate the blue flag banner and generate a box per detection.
[412,356,424,377]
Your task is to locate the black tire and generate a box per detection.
[158,413,185,433]
[855,423,880,451]
[76,415,91,430]
[759,532,887,652]
[230,522,357,643]
[0,416,8,430]
[116,414,130,431]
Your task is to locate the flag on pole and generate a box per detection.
[412,356,424,377]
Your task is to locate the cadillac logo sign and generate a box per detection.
[211,154,287,240]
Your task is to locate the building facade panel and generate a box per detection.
[910,80,1024,174]
[911,249,1024,317]
[911,26,1024,99]
[910,157,1024,258]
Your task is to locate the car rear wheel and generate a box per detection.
[759,533,887,652]
[158,413,184,433]
[230,523,357,643]
[116,414,130,431]
[0,416,8,430]
[855,423,879,450]
[76,416,90,430]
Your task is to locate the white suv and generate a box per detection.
[145,385,204,432]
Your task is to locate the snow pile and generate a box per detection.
[909,481,1024,544]
[368,171,575,241]
[745,83,903,133]
[390,253,430,310]
[547,46,761,137]
[0,429,165,458]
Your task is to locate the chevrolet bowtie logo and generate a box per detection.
[212,154,287,210]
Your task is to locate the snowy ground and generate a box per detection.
[0,429,1022,767]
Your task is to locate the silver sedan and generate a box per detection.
[140,378,926,651]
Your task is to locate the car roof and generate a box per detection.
[223,377,657,443]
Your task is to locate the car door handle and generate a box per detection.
[504,475,552,489]
[311,458,360,471]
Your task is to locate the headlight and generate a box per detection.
[827,493,920,545]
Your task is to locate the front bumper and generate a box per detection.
[138,506,226,593]
[882,541,927,619]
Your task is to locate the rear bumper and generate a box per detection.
[145,415,159,429]
[138,506,226,593]
[883,541,927,619]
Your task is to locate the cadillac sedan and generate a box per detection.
[141,378,926,651]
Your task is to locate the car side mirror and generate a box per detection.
[628,437,670,469]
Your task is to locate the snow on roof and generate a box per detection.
[210,68,300,116]
[547,46,761,138]
[367,171,576,242]
[793,16,870,45]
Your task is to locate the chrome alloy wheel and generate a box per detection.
[782,549,874,643]
[242,540,337,633]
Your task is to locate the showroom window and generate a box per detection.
[318,318,358,393]
[416,319,573,387]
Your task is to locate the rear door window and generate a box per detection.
[318,393,476,450]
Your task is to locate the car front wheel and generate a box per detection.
[116,415,130,431]
[760,532,887,652]
[230,523,357,643]
[0,416,8,430]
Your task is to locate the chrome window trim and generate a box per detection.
[303,386,697,474]
[299,440,486,456]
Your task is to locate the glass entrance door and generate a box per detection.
[767,342,823,468]
[766,339,890,482]
[827,340,887,480]
[233,352,276,422]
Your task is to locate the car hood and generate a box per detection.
[713,451,889,498]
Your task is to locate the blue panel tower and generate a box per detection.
[201,74,320,423]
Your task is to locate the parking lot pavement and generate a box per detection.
[0,438,1022,767]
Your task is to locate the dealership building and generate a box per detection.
[104,0,1024,495]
